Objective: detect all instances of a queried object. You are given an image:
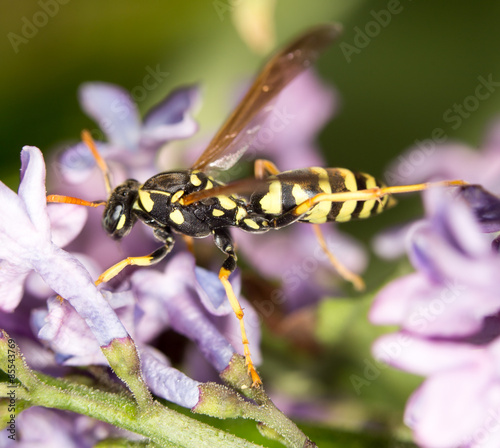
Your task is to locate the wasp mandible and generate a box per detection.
[47,24,465,387]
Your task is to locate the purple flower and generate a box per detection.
[375,119,500,260]
[51,83,200,276]
[0,407,137,447]
[130,252,261,373]
[374,334,500,448]
[0,147,128,346]
[58,82,200,186]
[385,118,500,190]
[35,250,258,407]
[370,188,500,447]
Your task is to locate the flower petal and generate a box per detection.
[406,367,493,448]
[131,260,236,372]
[47,203,88,248]
[78,82,141,149]
[264,71,336,169]
[56,140,108,185]
[373,334,483,375]
[459,184,500,233]
[0,260,30,312]
[19,146,50,238]
[194,266,234,316]
[35,246,129,346]
[141,85,200,148]
[36,296,107,366]
[140,346,200,408]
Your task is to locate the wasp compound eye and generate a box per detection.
[103,179,140,239]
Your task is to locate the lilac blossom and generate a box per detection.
[0,146,128,347]
[51,83,201,274]
[0,407,138,448]
[34,250,258,407]
[58,82,200,187]
[375,119,500,260]
[370,188,500,448]
[385,118,500,190]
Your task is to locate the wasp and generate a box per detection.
[47,24,465,387]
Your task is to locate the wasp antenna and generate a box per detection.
[81,129,113,196]
[46,194,106,208]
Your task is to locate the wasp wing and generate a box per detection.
[183,171,335,205]
[183,177,269,205]
[191,23,342,172]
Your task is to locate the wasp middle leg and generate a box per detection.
[213,227,261,387]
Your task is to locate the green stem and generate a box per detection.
[6,372,263,448]
[0,334,262,448]
[197,355,317,448]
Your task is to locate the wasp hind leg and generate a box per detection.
[95,228,175,286]
[292,180,467,217]
[213,227,262,387]
[254,159,280,179]
[312,224,365,291]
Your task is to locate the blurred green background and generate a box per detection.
[3,1,500,184]
[2,1,500,445]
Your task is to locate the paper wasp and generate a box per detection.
[47,24,465,387]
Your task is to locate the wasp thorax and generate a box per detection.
[102,179,141,239]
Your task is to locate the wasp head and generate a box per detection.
[103,179,141,239]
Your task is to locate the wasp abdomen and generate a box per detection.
[251,167,393,224]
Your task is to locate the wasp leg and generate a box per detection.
[181,235,195,255]
[213,227,262,387]
[254,159,280,179]
[95,228,174,286]
[292,179,467,217]
[312,224,365,291]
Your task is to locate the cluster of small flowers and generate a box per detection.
[371,124,500,448]
[6,58,500,447]
[0,71,354,443]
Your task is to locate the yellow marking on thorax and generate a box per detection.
[303,167,331,224]
[218,195,237,210]
[335,169,357,222]
[357,174,377,219]
[235,206,247,223]
[190,172,202,186]
[205,180,214,190]
[172,190,184,203]
[169,209,185,225]
[259,180,282,215]
[138,189,155,212]
[244,218,260,230]
[212,209,225,217]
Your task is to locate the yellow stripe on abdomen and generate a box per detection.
[303,168,332,224]
[259,180,282,215]
[357,174,377,219]
[335,168,357,222]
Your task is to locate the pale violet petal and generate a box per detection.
[79,82,141,149]
[19,146,50,238]
[141,346,200,408]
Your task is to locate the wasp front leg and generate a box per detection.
[95,227,175,286]
[213,227,261,387]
